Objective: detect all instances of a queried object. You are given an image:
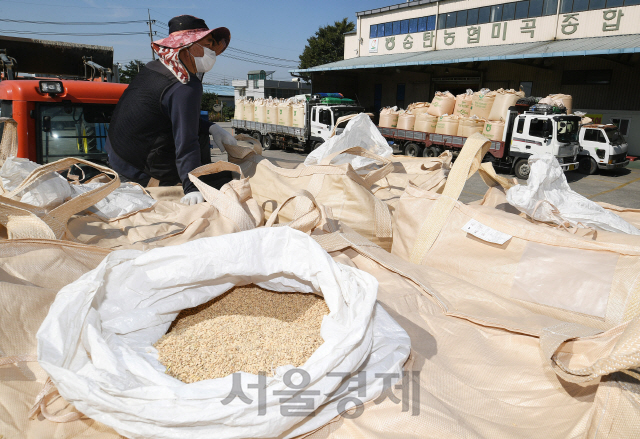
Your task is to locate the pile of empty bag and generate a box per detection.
[1,114,640,439]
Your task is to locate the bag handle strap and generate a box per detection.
[265,190,324,234]
[319,146,394,188]
[540,319,640,383]
[188,161,257,232]
[0,157,120,239]
[409,133,492,264]
[477,161,516,190]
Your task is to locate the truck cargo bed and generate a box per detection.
[232,119,305,137]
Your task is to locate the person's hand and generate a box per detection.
[209,124,237,152]
[180,191,205,205]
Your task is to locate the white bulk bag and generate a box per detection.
[0,156,72,208]
[507,154,640,234]
[304,113,392,171]
[70,182,156,219]
[37,227,410,439]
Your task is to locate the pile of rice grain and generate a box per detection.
[154,285,329,383]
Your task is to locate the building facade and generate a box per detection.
[233,70,311,101]
[292,0,640,155]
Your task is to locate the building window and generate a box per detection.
[457,10,468,27]
[427,15,437,30]
[467,8,479,25]
[561,69,612,85]
[611,118,630,136]
[543,0,559,15]
[515,1,530,19]
[589,0,607,8]
[529,0,544,16]
[572,0,589,11]
[370,25,377,38]
[409,18,418,33]
[437,14,446,29]
[560,0,573,12]
[502,2,516,20]
[491,5,503,22]
[393,21,401,35]
[446,12,457,28]
[401,19,409,34]
[396,84,406,109]
[417,17,427,32]
[606,0,624,6]
[385,22,393,36]
[378,23,385,37]
[478,6,491,24]
[626,0,640,5]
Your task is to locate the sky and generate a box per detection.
[0,0,394,85]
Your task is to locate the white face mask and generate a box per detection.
[191,43,217,73]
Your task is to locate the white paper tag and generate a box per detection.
[462,219,512,245]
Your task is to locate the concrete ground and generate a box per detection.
[215,122,640,209]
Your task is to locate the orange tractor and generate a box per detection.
[0,35,127,165]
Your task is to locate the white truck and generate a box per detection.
[232,96,364,153]
[379,106,582,180]
[577,124,630,174]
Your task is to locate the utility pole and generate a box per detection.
[148,9,156,60]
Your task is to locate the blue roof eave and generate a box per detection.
[289,35,640,73]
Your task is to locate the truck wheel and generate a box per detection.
[263,135,274,151]
[423,146,440,157]
[578,157,598,175]
[251,132,262,145]
[514,159,531,180]
[404,143,421,157]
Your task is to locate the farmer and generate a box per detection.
[105,15,236,205]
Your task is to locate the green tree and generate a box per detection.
[200,91,219,112]
[298,18,355,81]
[118,60,145,84]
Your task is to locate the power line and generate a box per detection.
[0,18,149,25]
[0,29,153,36]
[226,47,297,63]
[221,53,296,69]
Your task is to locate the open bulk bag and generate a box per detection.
[36,227,410,439]
[379,107,400,128]
[434,114,460,135]
[292,102,306,128]
[302,226,640,439]
[406,102,430,116]
[66,160,264,250]
[482,119,505,141]
[470,88,497,119]
[392,133,640,329]
[266,99,279,124]
[549,93,573,114]
[453,90,473,117]
[304,113,392,171]
[226,136,394,251]
[414,113,438,133]
[278,101,293,126]
[253,98,267,123]
[488,89,526,121]
[427,91,455,117]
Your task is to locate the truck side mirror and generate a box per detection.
[43,116,51,133]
